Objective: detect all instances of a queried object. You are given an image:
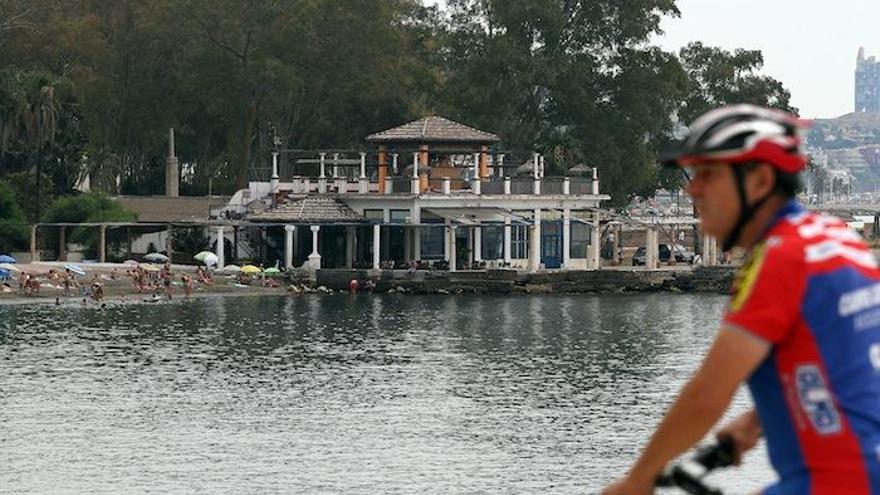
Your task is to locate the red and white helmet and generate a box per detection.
[662,104,809,174]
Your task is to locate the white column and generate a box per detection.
[563,177,571,195]
[270,152,280,196]
[473,224,482,262]
[533,153,540,178]
[384,177,392,194]
[592,167,600,195]
[332,153,339,178]
[411,152,420,194]
[646,227,658,269]
[391,153,399,174]
[411,207,421,262]
[284,225,295,269]
[447,222,457,272]
[306,225,321,270]
[472,152,479,180]
[215,226,225,269]
[504,177,511,195]
[702,235,711,266]
[442,177,451,195]
[503,216,512,264]
[533,177,541,195]
[562,209,571,269]
[345,226,355,269]
[319,152,326,179]
[529,209,541,272]
[590,212,601,270]
[444,219,452,266]
[359,152,367,179]
[372,223,381,270]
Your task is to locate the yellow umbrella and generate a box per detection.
[240,265,262,274]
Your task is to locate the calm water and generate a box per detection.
[0,294,774,494]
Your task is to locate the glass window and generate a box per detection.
[511,224,529,259]
[389,209,410,224]
[481,225,503,260]
[570,222,591,259]
[364,209,384,223]
[420,225,445,259]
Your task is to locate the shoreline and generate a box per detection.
[0,261,737,307]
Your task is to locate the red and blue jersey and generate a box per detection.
[723,200,880,495]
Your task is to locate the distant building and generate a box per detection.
[856,47,880,113]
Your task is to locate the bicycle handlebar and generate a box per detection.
[655,436,735,494]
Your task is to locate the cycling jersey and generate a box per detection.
[723,200,880,495]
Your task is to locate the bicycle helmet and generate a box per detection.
[662,104,810,251]
[661,104,808,173]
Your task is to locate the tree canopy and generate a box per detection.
[0,0,795,206]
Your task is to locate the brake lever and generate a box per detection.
[655,437,735,494]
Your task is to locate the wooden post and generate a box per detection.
[58,226,66,262]
[30,225,38,262]
[98,225,107,263]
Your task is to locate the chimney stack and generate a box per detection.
[166,128,179,197]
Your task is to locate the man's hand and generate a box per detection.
[601,475,653,495]
[715,409,763,465]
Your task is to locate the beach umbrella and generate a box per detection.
[264,267,282,277]
[144,252,169,263]
[64,264,86,276]
[220,264,241,273]
[0,263,20,272]
[123,259,139,265]
[240,265,262,274]
[0,255,16,264]
[0,269,9,280]
[141,264,161,272]
[202,253,218,267]
[193,251,214,262]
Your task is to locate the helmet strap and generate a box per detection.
[721,165,773,252]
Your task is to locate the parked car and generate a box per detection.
[632,243,696,265]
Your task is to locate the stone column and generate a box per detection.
[563,177,571,195]
[590,212,601,271]
[384,177,392,194]
[372,223,381,270]
[562,209,571,269]
[270,152,279,200]
[592,167,600,195]
[503,177,511,195]
[533,177,541,195]
[646,227,658,269]
[447,222,457,272]
[306,225,321,270]
[58,226,66,261]
[318,152,327,194]
[98,225,107,263]
[444,219,452,267]
[358,152,368,193]
[215,226,225,269]
[345,226,356,269]
[473,223,482,262]
[442,177,451,195]
[30,225,38,262]
[411,152,420,194]
[529,209,541,272]
[284,225,296,269]
[503,216,512,264]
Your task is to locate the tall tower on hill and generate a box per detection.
[855,47,880,112]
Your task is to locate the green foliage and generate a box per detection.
[172,227,209,257]
[0,0,795,204]
[0,180,27,251]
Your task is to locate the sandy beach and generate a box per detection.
[0,261,298,306]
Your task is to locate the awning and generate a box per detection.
[424,207,530,224]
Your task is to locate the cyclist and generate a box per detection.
[602,104,880,494]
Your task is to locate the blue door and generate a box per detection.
[541,222,562,269]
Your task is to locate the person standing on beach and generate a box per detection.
[603,105,880,494]
[161,261,173,300]
[62,269,71,297]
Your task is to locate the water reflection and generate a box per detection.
[0,293,771,493]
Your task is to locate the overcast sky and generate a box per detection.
[425,1,879,119]
[656,0,880,119]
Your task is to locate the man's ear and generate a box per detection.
[749,163,776,199]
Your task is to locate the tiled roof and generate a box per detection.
[248,196,364,223]
[366,116,500,144]
[114,196,231,223]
